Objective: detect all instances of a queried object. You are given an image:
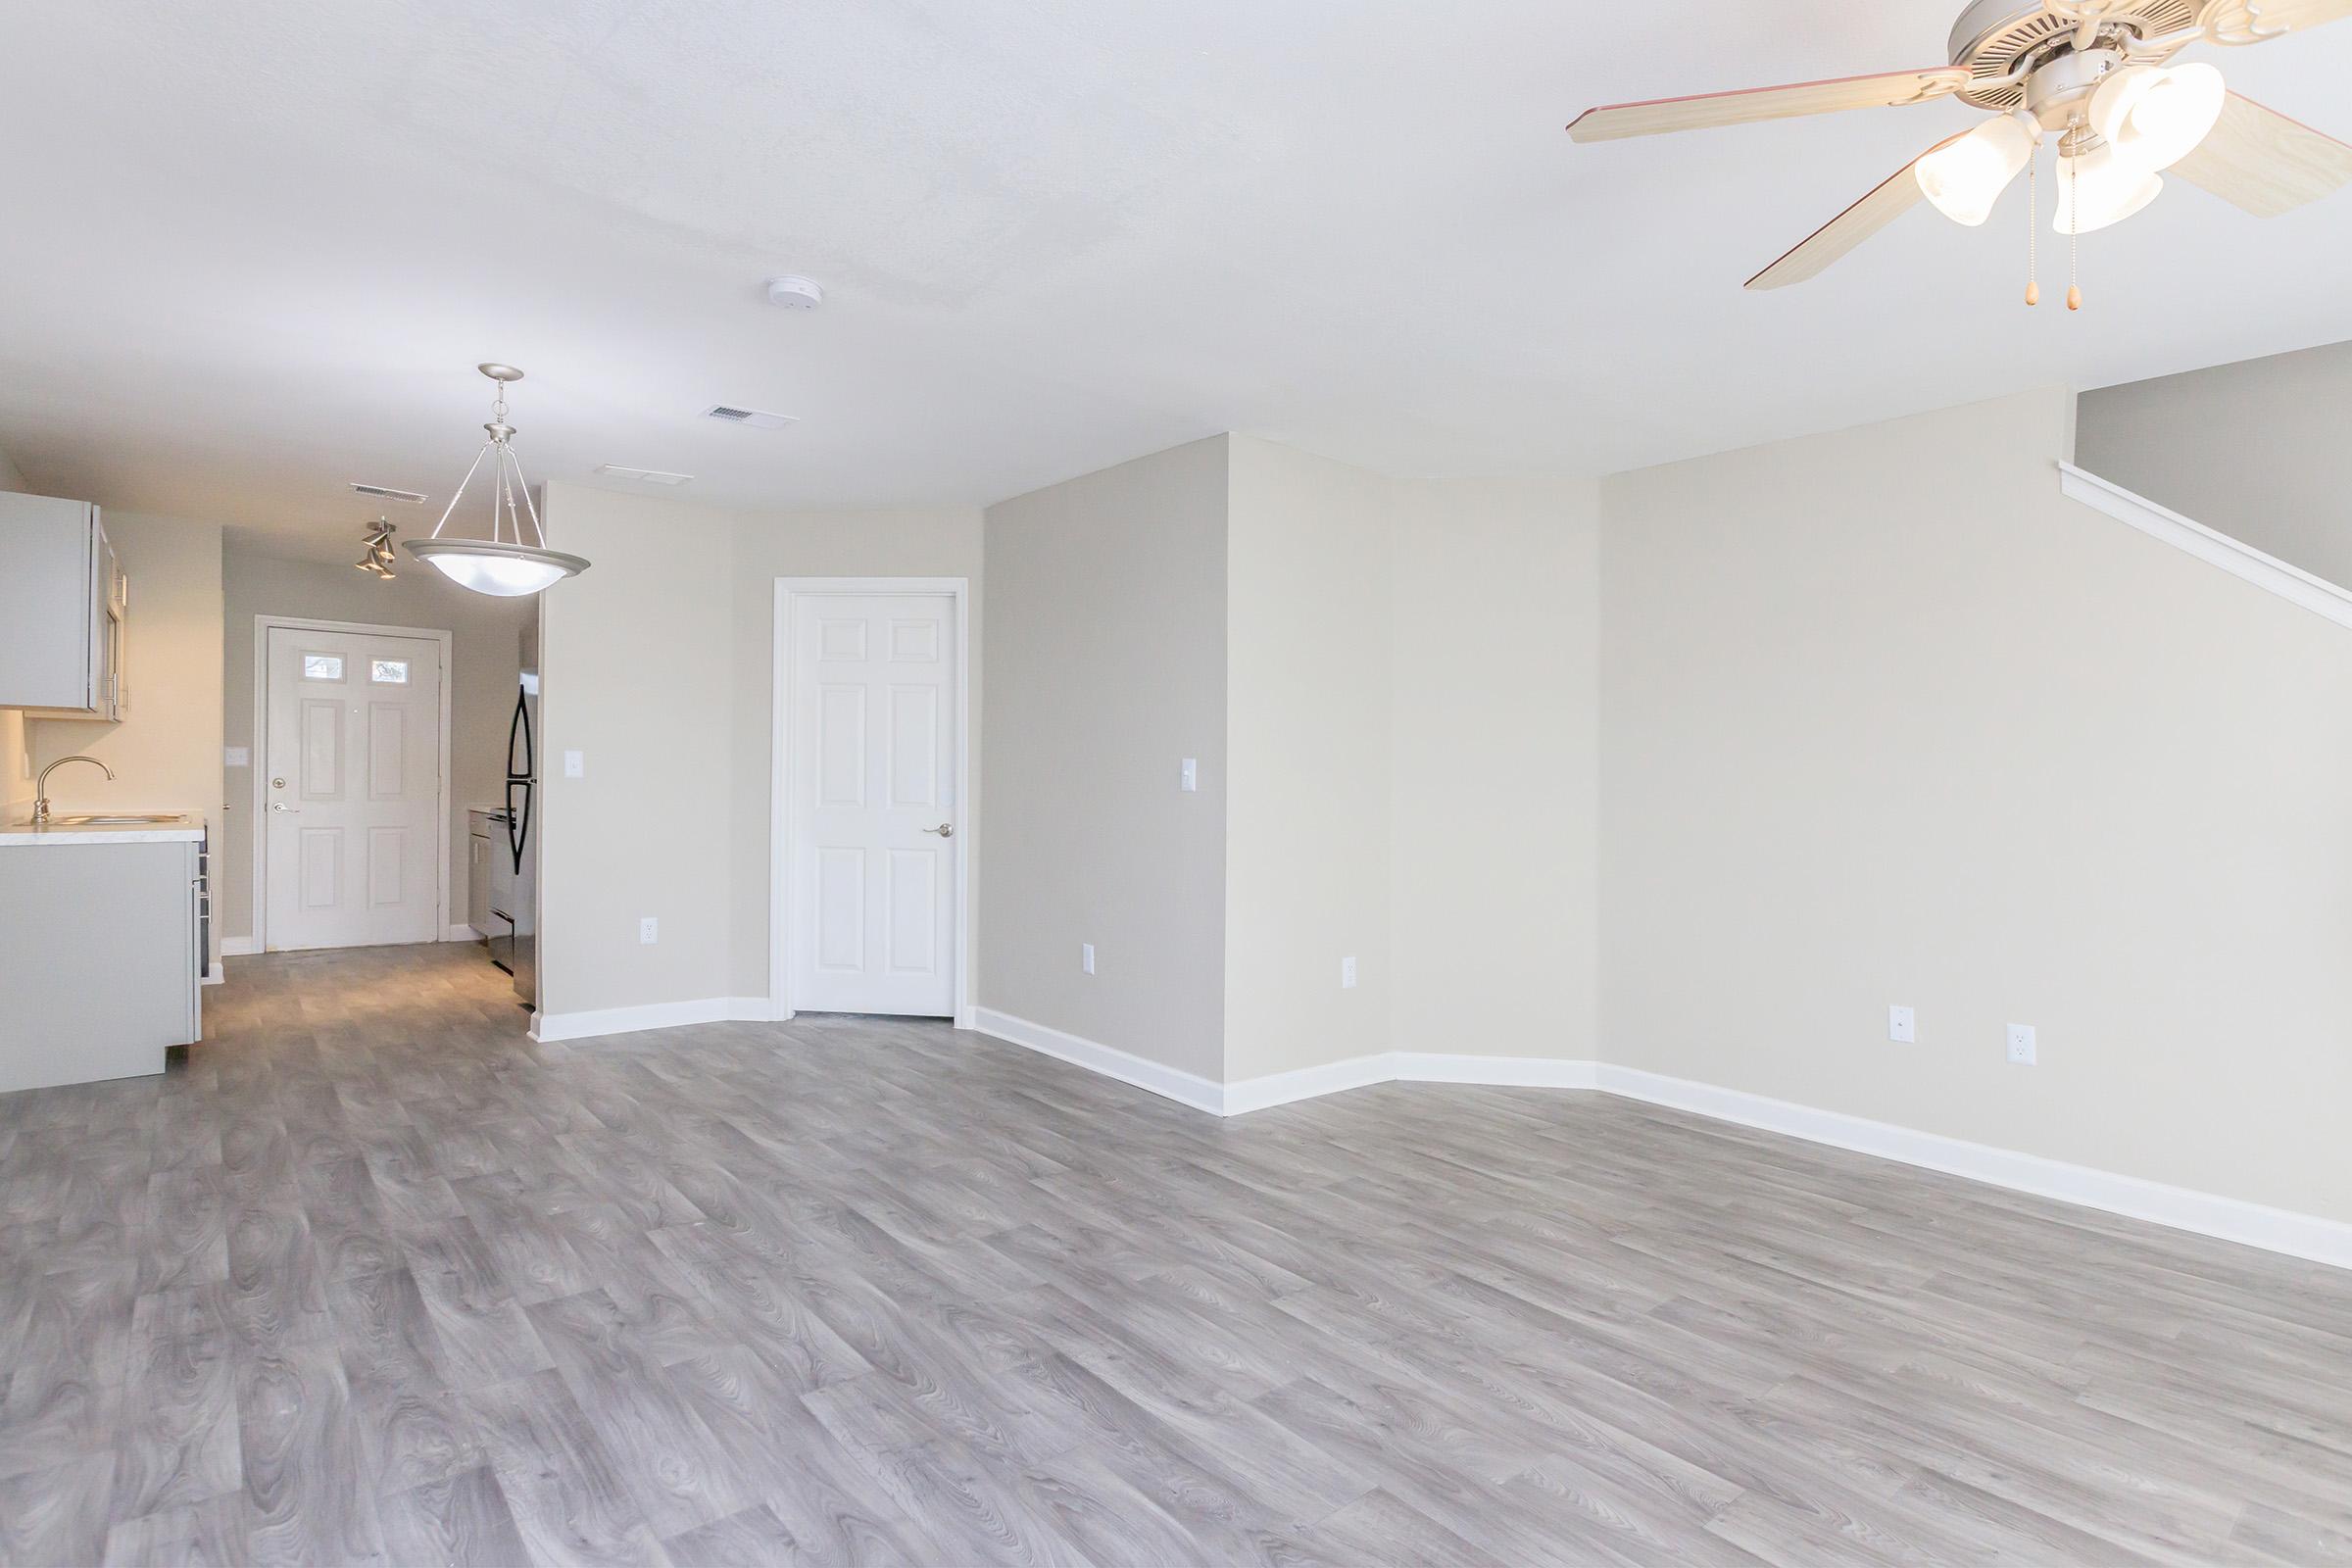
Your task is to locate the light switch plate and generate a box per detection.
[564,750,584,778]
[1081,943,1096,975]
[2005,1022,2037,1065]
[224,746,250,768]
[1888,1004,1915,1044]
[1180,758,1198,792]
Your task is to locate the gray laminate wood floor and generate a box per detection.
[4,945,2350,1566]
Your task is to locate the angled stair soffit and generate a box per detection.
[2057,462,2352,632]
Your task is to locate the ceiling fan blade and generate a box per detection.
[2172,92,2352,215]
[2199,0,2352,43]
[1567,67,1970,143]
[1744,133,1964,291]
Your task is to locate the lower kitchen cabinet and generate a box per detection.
[0,837,203,1092]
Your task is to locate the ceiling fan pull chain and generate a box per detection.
[2025,153,2040,307]
[2066,131,2083,312]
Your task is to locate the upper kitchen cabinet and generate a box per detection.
[0,491,126,720]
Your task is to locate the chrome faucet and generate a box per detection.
[31,755,114,824]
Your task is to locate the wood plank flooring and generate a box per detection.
[4,942,2350,1565]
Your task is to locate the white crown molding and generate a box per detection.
[2057,462,2352,631]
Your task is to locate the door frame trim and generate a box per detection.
[770,577,973,1027]
[250,614,456,954]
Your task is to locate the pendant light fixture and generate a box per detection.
[402,364,590,597]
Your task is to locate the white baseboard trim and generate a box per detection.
[443,923,482,944]
[1222,1053,1396,1115]
[220,935,260,957]
[531,995,776,1044]
[1593,1064,2352,1272]
[201,962,224,987]
[970,1007,1225,1115]
[1396,1053,1599,1089]
[966,1011,2352,1271]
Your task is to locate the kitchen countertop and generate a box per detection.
[0,811,206,848]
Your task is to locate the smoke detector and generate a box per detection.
[703,405,797,430]
[350,481,427,504]
[765,275,824,310]
[596,464,694,486]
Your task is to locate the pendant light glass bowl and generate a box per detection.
[400,364,590,596]
[404,537,591,597]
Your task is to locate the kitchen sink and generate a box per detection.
[51,812,187,825]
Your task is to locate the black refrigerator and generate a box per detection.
[504,618,539,1007]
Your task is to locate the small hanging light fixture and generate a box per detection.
[403,364,590,597]
[354,516,398,577]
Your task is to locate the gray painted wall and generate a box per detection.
[1601,386,2352,1223]
[2078,338,2352,589]
[980,437,1232,1081]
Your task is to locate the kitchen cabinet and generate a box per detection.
[0,829,204,1092]
[0,491,127,719]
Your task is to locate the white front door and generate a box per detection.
[264,625,444,951]
[788,591,958,1016]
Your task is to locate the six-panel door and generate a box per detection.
[263,626,444,951]
[788,593,957,1016]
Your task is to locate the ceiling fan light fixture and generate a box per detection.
[2089,61,2225,172]
[2053,142,2164,232]
[1916,111,2038,225]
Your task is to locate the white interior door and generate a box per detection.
[264,626,443,951]
[789,591,958,1016]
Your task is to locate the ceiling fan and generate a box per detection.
[1569,0,2352,303]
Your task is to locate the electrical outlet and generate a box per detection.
[1081,943,1095,975]
[2005,1022,2036,1065]
[1888,1004,1915,1044]
[1341,956,1357,989]
[639,916,659,945]
[564,750,585,779]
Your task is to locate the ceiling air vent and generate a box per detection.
[596,464,694,486]
[703,405,797,430]
[349,482,427,503]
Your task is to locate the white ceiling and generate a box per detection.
[4,0,2350,562]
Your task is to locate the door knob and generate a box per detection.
[921,823,954,838]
